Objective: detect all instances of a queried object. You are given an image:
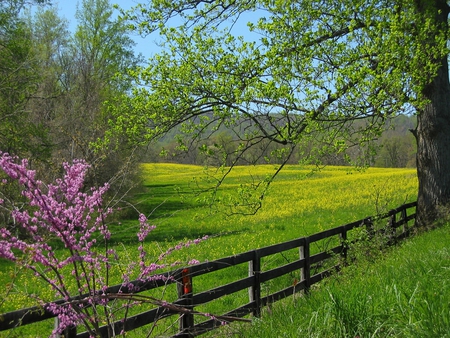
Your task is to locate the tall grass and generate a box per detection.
[225,223,450,337]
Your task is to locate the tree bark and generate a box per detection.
[415,0,450,227]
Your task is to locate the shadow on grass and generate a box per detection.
[45,227,248,251]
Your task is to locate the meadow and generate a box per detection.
[0,164,418,336]
[126,163,417,261]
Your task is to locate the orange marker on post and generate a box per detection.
[182,268,192,294]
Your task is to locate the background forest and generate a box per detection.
[1,0,143,194]
[145,114,417,168]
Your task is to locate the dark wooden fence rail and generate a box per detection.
[0,201,417,337]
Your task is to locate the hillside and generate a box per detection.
[143,114,417,168]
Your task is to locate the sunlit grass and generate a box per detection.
[130,164,417,261]
[0,164,418,336]
[227,223,450,337]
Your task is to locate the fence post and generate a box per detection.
[388,211,397,244]
[401,207,408,234]
[248,252,261,317]
[340,228,348,264]
[299,238,310,294]
[178,268,194,336]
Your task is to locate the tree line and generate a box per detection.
[0,0,150,231]
[145,114,417,168]
[0,0,143,200]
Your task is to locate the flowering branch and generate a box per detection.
[0,152,207,337]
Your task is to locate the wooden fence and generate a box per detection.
[0,201,417,337]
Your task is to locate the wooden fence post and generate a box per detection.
[178,268,194,336]
[299,238,310,294]
[401,207,407,234]
[248,252,261,317]
[388,211,397,244]
[340,228,348,264]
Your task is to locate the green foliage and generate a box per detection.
[122,0,445,134]
[0,2,49,160]
[27,1,144,196]
[0,1,56,226]
[105,1,446,214]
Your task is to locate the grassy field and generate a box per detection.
[124,164,417,261]
[222,222,450,337]
[0,164,419,336]
[124,163,416,252]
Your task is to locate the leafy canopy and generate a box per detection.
[107,0,447,212]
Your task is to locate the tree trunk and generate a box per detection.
[415,0,450,227]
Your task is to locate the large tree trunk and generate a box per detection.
[415,0,450,227]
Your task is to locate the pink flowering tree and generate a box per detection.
[0,152,207,337]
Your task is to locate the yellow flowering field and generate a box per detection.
[135,164,417,261]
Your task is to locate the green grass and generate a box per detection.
[118,164,417,261]
[222,223,450,337]
[0,164,419,337]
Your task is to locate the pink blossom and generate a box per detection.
[137,213,156,242]
[0,151,204,334]
[188,259,200,265]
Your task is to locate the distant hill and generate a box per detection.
[142,114,417,168]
